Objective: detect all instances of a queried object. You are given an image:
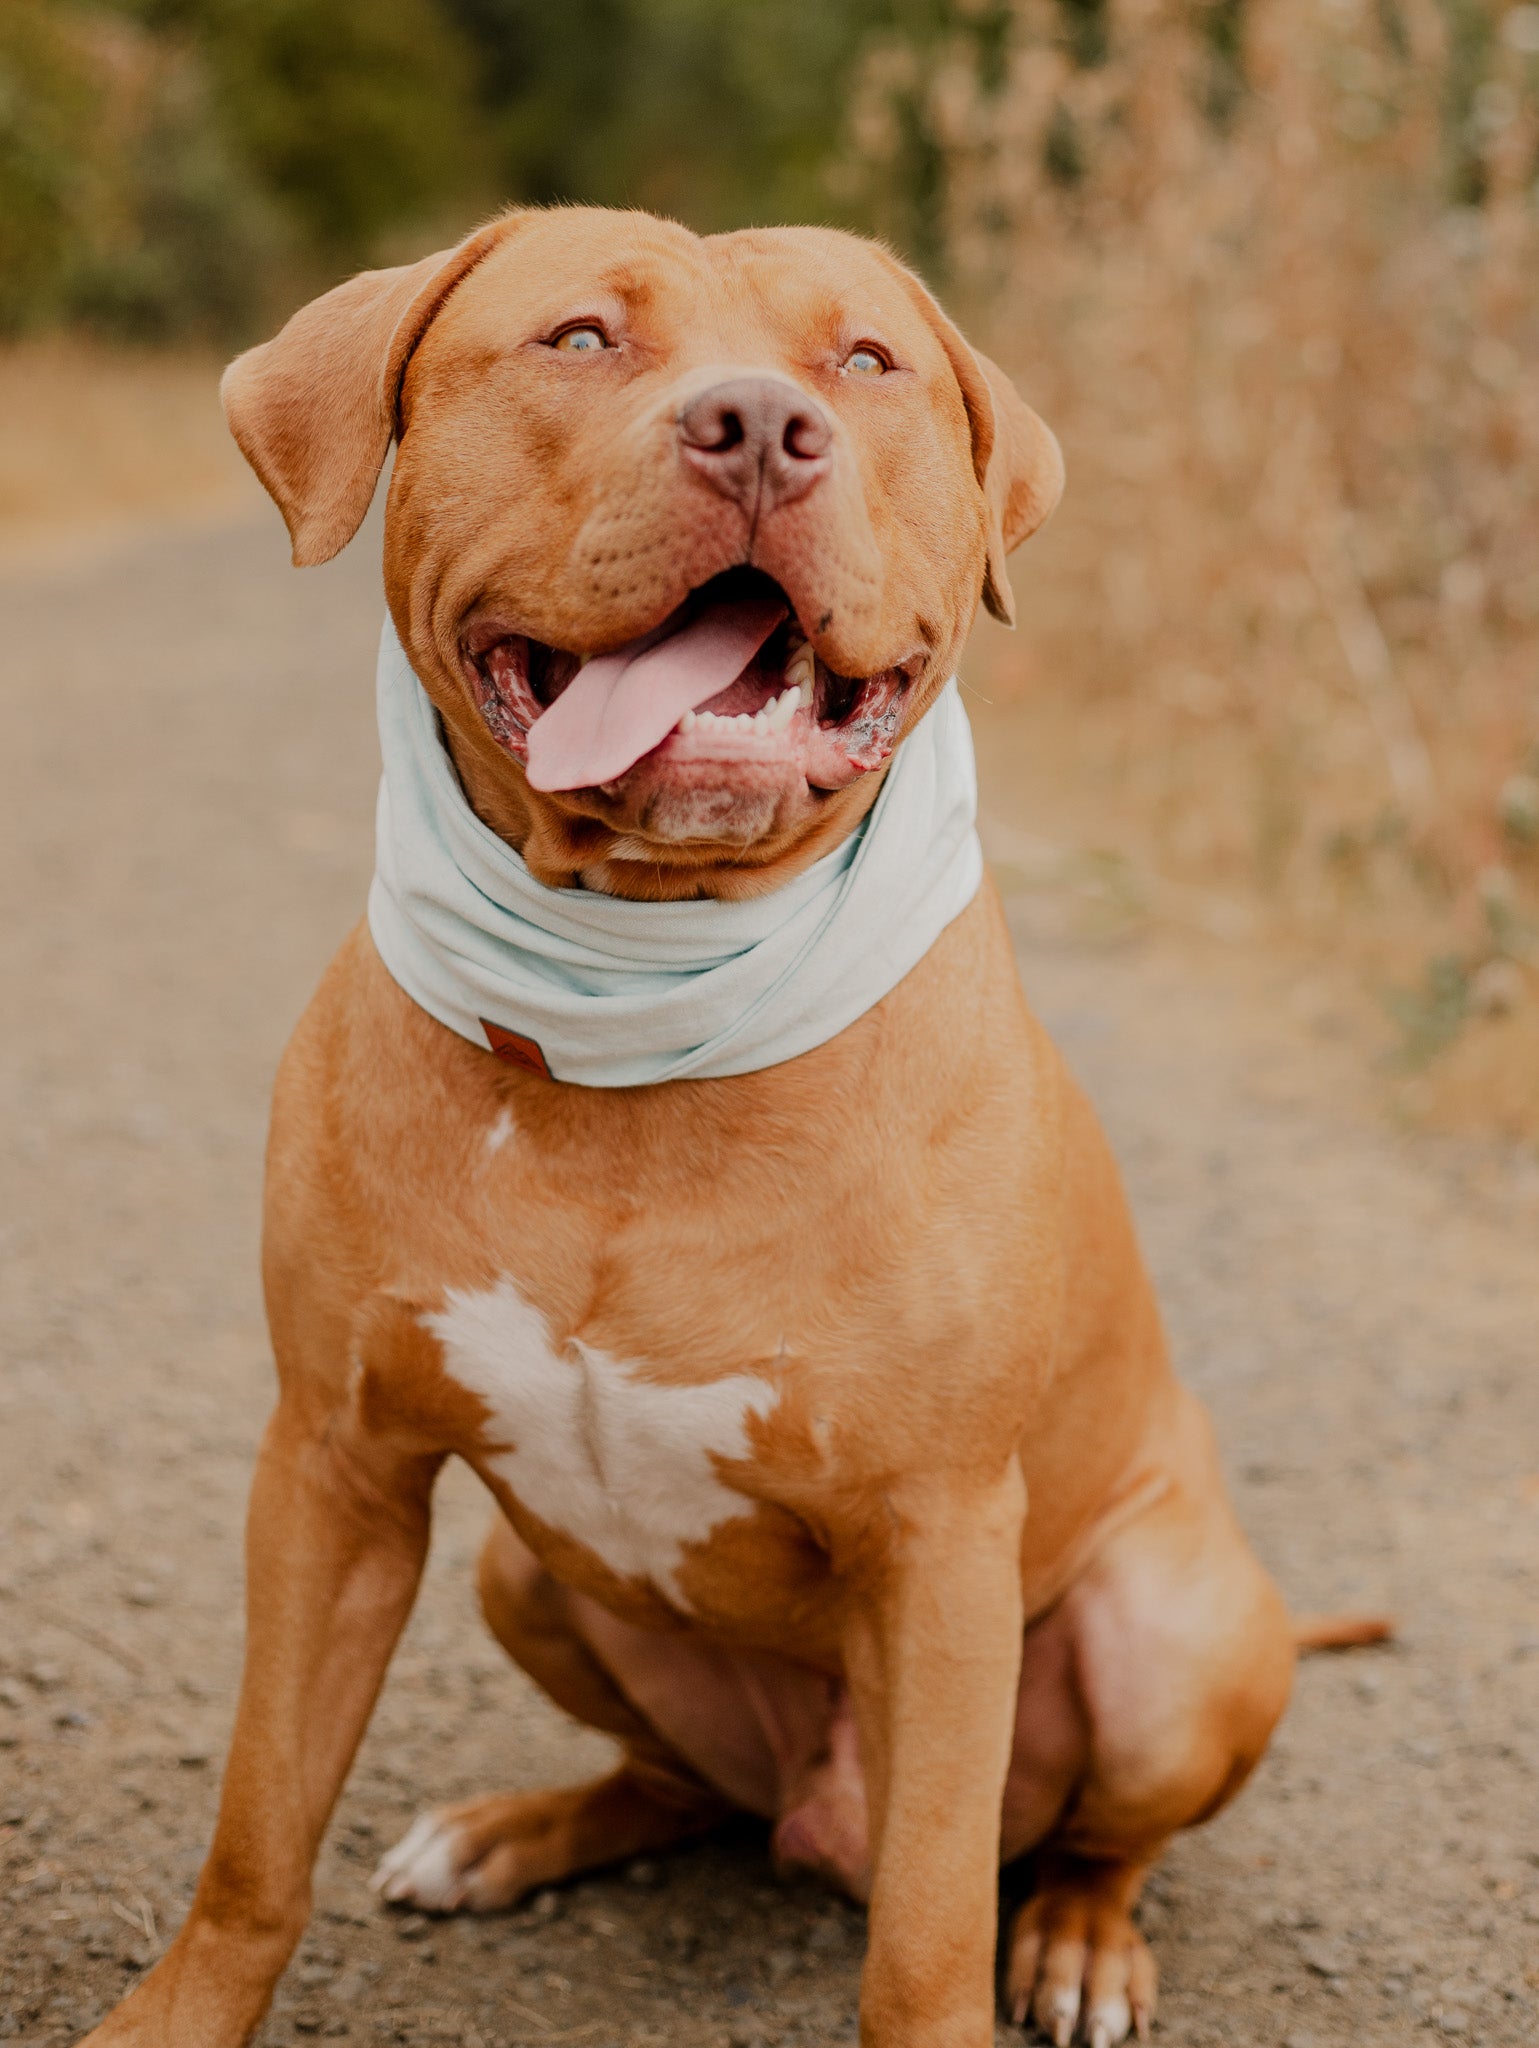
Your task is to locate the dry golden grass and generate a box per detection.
[0,337,251,559]
[852,0,1539,1142]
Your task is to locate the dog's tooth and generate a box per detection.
[679,709,696,732]
[786,645,817,709]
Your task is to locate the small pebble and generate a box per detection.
[1297,1936,1352,1978]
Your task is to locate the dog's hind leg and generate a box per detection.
[371,1766,726,1913]
[1000,1456,1293,2046]
[372,1515,728,1912]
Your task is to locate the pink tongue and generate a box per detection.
[524,594,787,792]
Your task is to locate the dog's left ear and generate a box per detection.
[962,349,1065,627]
[887,264,1064,627]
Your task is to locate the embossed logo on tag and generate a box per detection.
[480,1020,552,1079]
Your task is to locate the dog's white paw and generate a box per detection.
[370,1809,474,1912]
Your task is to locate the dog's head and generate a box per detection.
[223,207,1061,897]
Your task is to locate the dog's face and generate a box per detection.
[224,208,1061,897]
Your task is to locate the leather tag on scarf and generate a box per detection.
[481,1020,553,1080]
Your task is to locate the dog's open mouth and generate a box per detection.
[461,570,914,801]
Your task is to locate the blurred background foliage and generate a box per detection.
[0,0,1527,340]
[0,0,923,341]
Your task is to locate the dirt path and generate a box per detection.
[2,512,1536,2048]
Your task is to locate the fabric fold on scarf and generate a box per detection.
[367,619,982,1088]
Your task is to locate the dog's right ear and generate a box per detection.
[221,215,518,566]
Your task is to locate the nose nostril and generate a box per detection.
[783,413,831,461]
[682,397,747,454]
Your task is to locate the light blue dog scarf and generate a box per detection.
[367,620,982,1087]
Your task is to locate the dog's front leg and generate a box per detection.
[81,1399,436,2048]
[844,1462,1027,2048]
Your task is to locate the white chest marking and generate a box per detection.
[425,1279,779,1603]
[484,1109,516,1157]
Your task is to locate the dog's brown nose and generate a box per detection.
[678,376,832,517]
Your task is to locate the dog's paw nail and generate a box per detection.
[1036,1980,1081,2048]
[1086,1993,1130,2046]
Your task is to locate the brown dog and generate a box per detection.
[79,206,1359,2048]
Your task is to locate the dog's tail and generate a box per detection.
[1292,1612,1395,1653]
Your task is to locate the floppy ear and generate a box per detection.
[220,214,519,566]
[966,349,1065,627]
[882,260,1064,627]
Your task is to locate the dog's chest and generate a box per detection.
[425,1277,779,1604]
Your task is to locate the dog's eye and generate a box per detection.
[553,325,610,354]
[843,346,889,377]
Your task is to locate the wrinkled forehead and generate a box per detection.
[421,212,949,378]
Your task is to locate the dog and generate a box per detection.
[80,206,1384,2048]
